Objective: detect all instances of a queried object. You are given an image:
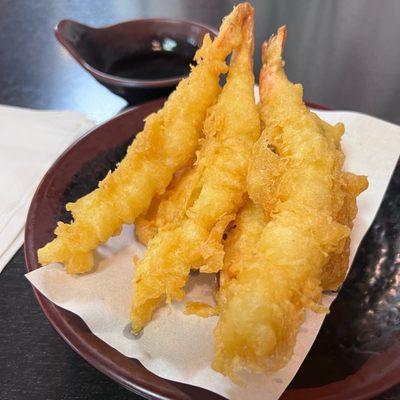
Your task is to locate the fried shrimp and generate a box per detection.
[221,199,266,284]
[321,171,368,290]
[131,7,261,333]
[212,26,368,379]
[37,4,249,274]
[135,163,200,245]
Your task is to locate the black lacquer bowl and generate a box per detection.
[55,19,217,104]
[25,99,400,399]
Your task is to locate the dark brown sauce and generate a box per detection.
[106,51,193,80]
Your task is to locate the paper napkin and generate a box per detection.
[0,105,93,272]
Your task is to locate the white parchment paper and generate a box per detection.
[26,110,400,400]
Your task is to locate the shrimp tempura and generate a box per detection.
[135,163,200,245]
[213,26,368,379]
[131,7,260,333]
[37,4,249,274]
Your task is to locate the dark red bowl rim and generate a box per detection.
[24,99,400,400]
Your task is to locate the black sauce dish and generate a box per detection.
[55,18,218,104]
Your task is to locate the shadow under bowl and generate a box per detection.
[55,18,217,105]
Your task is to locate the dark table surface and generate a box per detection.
[1,1,399,399]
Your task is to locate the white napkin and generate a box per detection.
[0,105,94,272]
[26,110,400,399]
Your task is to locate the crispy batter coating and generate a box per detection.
[184,301,219,317]
[321,171,368,290]
[212,26,368,379]
[221,199,266,284]
[135,162,200,245]
[131,8,261,333]
[37,4,249,274]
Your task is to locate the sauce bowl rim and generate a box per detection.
[54,18,218,88]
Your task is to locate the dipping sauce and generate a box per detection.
[106,52,193,80]
[106,37,198,81]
